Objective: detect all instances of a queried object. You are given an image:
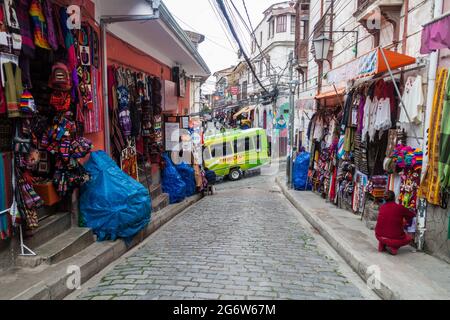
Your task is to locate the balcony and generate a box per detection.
[354,0,403,47]
[294,0,310,68]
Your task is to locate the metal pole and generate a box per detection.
[378,47,421,146]
[101,20,111,155]
[288,52,295,189]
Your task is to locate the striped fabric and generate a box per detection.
[419,68,449,205]
[0,152,13,239]
[83,67,102,133]
[438,69,450,190]
[29,0,51,49]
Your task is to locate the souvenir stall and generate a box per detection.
[307,95,342,201]
[107,64,164,189]
[0,0,96,244]
[308,48,426,239]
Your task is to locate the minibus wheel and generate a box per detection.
[229,168,242,181]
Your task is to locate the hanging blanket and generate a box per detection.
[439,69,450,190]
[419,68,448,205]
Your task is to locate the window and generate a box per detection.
[290,15,296,34]
[260,31,263,46]
[256,134,261,151]
[244,137,254,151]
[276,15,287,33]
[299,20,307,40]
[266,56,271,76]
[267,22,271,39]
[234,138,254,153]
[242,81,247,100]
[271,20,275,38]
[204,147,212,160]
[210,142,232,158]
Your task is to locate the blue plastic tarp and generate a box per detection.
[79,151,151,243]
[175,162,196,197]
[293,152,312,191]
[162,153,186,204]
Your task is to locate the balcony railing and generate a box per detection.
[357,0,374,8]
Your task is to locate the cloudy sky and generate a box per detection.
[163,0,279,93]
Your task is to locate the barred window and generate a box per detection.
[276,15,287,33]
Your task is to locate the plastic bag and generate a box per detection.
[79,151,151,242]
[175,162,196,197]
[162,153,186,204]
[293,152,312,191]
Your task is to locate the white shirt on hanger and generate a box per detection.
[399,76,424,124]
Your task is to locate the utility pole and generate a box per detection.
[287,52,296,189]
[271,77,278,161]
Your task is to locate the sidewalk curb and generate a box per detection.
[11,194,203,300]
[276,177,398,300]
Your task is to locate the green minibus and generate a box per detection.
[203,128,270,181]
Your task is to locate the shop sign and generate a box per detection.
[230,86,239,95]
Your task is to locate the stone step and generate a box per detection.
[24,212,72,250]
[149,184,162,199]
[152,193,170,213]
[17,228,94,268]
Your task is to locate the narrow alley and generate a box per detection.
[72,172,376,300]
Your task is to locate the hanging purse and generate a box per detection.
[14,137,31,154]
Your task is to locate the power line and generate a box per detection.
[230,0,276,75]
[224,0,251,51]
[207,0,239,53]
[215,0,268,94]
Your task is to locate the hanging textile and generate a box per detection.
[3,61,23,118]
[419,68,448,205]
[0,152,12,239]
[421,15,450,54]
[29,0,51,50]
[399,76,424,124]
[438,69,450,190]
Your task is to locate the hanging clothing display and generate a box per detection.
[29,0,51,50]
[0,2,95,232]
[399,76,424,124]
[438,70,450,191]
[420,14,450,54]
[3,61,23,118]
[419,68,448,206]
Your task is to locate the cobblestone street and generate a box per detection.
[75,172,376,300]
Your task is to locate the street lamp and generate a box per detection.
[312,35,332,62]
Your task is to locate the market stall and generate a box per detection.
[307,47,427,245]
[0,0,97,242]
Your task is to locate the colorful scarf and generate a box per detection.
[29,0,51,49]
[419,68,449,205]
[438,69,450,190]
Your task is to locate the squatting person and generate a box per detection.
[375,191,416,255]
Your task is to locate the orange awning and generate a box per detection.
[315,87,346,107]
[315,88,346,100]
[376,48,416,74]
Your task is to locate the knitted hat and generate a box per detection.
[20,90,36,114]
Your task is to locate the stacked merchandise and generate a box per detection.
[107,65,164,182]
[0,1,95,231]
[387,144,423,212]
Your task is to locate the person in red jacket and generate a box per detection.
[375,191,416,255]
